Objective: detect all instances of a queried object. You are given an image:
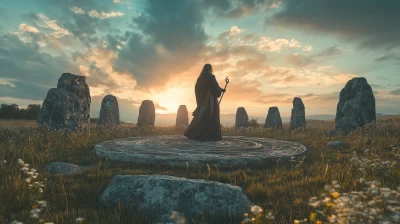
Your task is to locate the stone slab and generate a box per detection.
[94,135,307,168]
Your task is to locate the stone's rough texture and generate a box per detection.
[327,141,347,149]
[38,73,91,131]
[137,100,155,127]
[290,97,306,129]
[264,107,282,128]
[235,107,249,128]
[176,105,188,127]
[45,162,81,175]
[99,175,253,223]
[335,77,376,133]
[327,130,338,136]
[95,135,307,168]
[98,95,120,126]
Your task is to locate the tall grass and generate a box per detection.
[0,118,399,223]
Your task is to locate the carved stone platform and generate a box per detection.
[94,135,307,168]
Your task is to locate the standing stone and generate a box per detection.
[137,100,155,127]
[335,77,376,133]
[264,107,282,128]
[38,73,91,131]
[176,105,188,127]
[235,107,249,128]
[290,97,306,129]
[98,95,120,126]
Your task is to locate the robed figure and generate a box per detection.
[184,64,226,141]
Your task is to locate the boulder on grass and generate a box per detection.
[290,97,306,129]
[176,105,189,127]
[99,175,253,223]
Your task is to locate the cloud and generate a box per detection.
[270,0,400,50]
[224,0,282,19]
[391,88,400,95]
[285,46,343,67]
[112,0,208,90]
[19,24,40,33]
[258,37,301,52]
[303,45,313,52]
[88,10,125,19]
[37,13,70,36]
[0,33,80,100]
[375,54,400,63]
[70,6,85,15]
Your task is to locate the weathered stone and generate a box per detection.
[327,130,338,136]
[235,107,249,128]
[335,77,376,133]
[95,135,307,168]
[137,100,155,127]
[98,95,120,126]
[176,105,188,127]
[264,107,282,128]
[327,141,347,149]
[45,162,81,175]
[38,73,91,131]
[290,97,306,129]
[99,175,253,223]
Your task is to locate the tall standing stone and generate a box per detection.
[176,105,188,127]
[38,73,91,131]
[290,97,306,129]
[98,95,120,126]
[264,107,282,128]
[137,100,155,127]
[335,77,376,133]
[235,107,249,128]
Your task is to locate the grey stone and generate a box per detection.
[327,141,347,149]
[94,135,307,168]
[264,107,282,128]
[99,175,253,223]
[45,162,81,175]
[327,130,338,136]
[38,73,91,131]
[137,100,155,127]
[235,107,249,128]
[98,95,120,126]
[290,97,306,129]
[176,105,188,127]
[335,77,376,133]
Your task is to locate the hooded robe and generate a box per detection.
[184,73,223,141]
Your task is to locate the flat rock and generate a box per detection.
[45,162,81,175]
[327,141,347,149]
[137,100,155,127]
[264,107,282,128]
[94,135,307,168]
[99,175,253,223]
[235,107,249,128]
[38,73,91,131]
[98,95,120,126]
[176,105,188,127]
[335,77,376,133]
[290,97,306,129]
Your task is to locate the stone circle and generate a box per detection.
[94,135,307,168]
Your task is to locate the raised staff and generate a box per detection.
[219,77,229,104]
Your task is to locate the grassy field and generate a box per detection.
[0,117,399,224]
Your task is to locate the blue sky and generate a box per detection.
[1,0,399,124]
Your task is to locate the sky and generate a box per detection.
[1,0,400,125]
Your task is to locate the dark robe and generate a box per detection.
[184,73,223,141]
